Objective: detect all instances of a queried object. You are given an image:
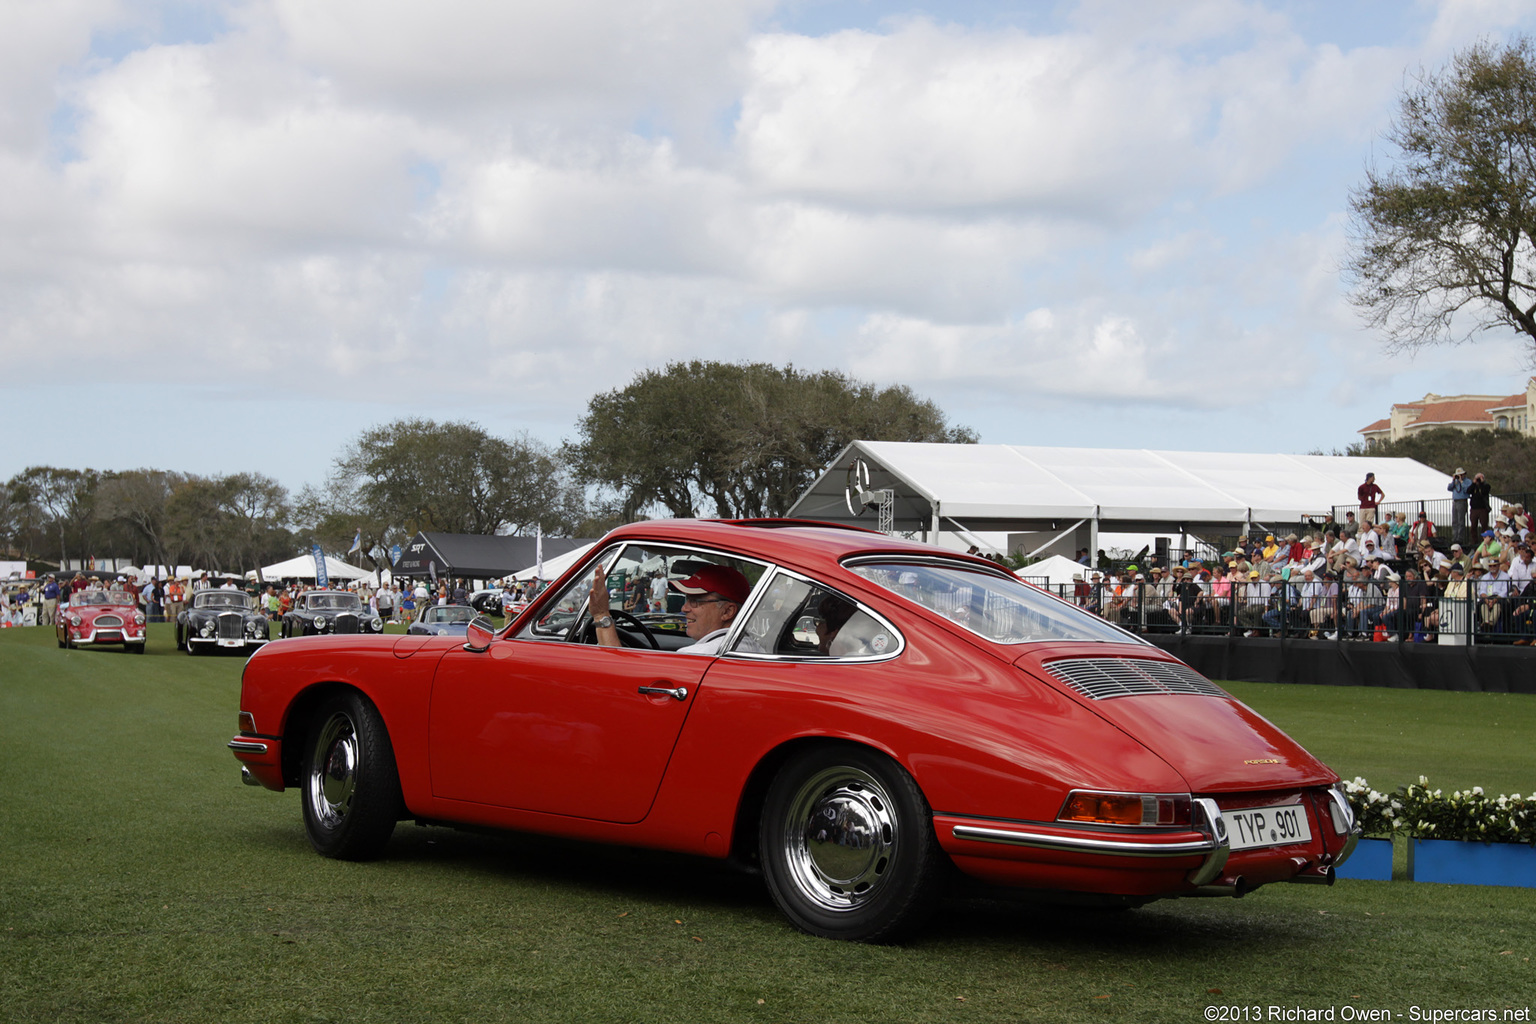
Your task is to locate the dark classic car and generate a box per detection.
[57,589,145,653]
[230,519,1359,942]
[407,604,476,637]
[176,588,270,654]
[279,590,384,638]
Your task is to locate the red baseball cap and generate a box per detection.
[670,565,751,605]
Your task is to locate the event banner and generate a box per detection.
[312,543,330,590]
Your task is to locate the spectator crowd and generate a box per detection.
[1069,498,1536,645]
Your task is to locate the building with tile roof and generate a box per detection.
[1358,378,1536,443]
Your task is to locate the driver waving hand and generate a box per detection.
[589,563,753,655]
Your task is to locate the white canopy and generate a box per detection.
[789,441,1457,542]
[508,542,595,582]
[1014,554,1094,587]
[247,554,374,583]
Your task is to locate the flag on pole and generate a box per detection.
[311,543,330,589]
[348,530,362,555]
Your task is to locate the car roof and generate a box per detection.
[597,519,1004,580]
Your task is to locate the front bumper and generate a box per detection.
[228,734,285,791]
[190,636,270,649]
[68,627,146,645]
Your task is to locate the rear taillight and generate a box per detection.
[1058,791,1192,827]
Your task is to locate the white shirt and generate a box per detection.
[677,628,765,657]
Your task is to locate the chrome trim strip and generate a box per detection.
[842,552,1016,581]
[227,740,269,754]
[951,824,1214,857]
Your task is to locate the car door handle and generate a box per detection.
[638,685,688,701]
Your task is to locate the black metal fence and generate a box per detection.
[1332,492,1536,548]
[1037,579,1536,646]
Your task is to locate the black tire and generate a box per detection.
[759,745,946,942]
[126,643,145,654]
[300,691,403,860]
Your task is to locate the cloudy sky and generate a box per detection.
[5,0,1536,497]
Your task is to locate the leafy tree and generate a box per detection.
[566,362,978,519]
[321,419,586,544]
[163,474,296,575]
[1351,427,1536,495]
[1348,36,1536,352]
[217,473,293,580]
[8,467,99,567]
[96,469,186,571]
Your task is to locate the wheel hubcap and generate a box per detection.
[783,766,897,911]
[307,712,358,829]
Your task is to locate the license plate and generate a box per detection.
[1222,803,1312,850]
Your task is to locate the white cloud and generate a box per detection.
[267,0,769,132]
[738,22,1210,216]
[0,0,119,153]
[6,0,1536,492]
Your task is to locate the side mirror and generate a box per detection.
[464,615,497,653]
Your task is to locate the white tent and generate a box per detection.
[508,542,595,582]
[247,554,373,583]
[1013,554,1093,588]
[788,441,1460,557]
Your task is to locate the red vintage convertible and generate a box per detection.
[230,519,1359,941]
[58,588,146,653]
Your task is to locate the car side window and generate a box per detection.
[733,572,899,659]
[520,543,768,646]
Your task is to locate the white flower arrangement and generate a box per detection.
[1343,776,1536,845]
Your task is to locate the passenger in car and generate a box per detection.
[814,594,858,655]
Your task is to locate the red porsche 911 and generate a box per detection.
[229,519,1359,941]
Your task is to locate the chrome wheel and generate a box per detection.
[781,766,898,912]
[760,746,945,942]
[306,711,358,831]
[299,691,402,860]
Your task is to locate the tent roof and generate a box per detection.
[250,553,372,581]
[509,542,596,581]
[787,442,1454,534]
[393,532,594,579]
[1014,554,1094,587]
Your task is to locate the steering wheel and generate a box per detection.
[575,608,661,650]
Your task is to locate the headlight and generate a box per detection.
[201,621,216,637]
[133,612,145,625]
[248,620,265,635]
[314,616,326,630]
[370,617,383,631]
[67,614,81,626]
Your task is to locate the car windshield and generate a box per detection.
[75,590,132,606]
[193,592,251,610]
[305,593,362,611]
[422,606,474,624]
[846,560,1138,645]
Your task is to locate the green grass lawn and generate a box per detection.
[2,624,1533,1023]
